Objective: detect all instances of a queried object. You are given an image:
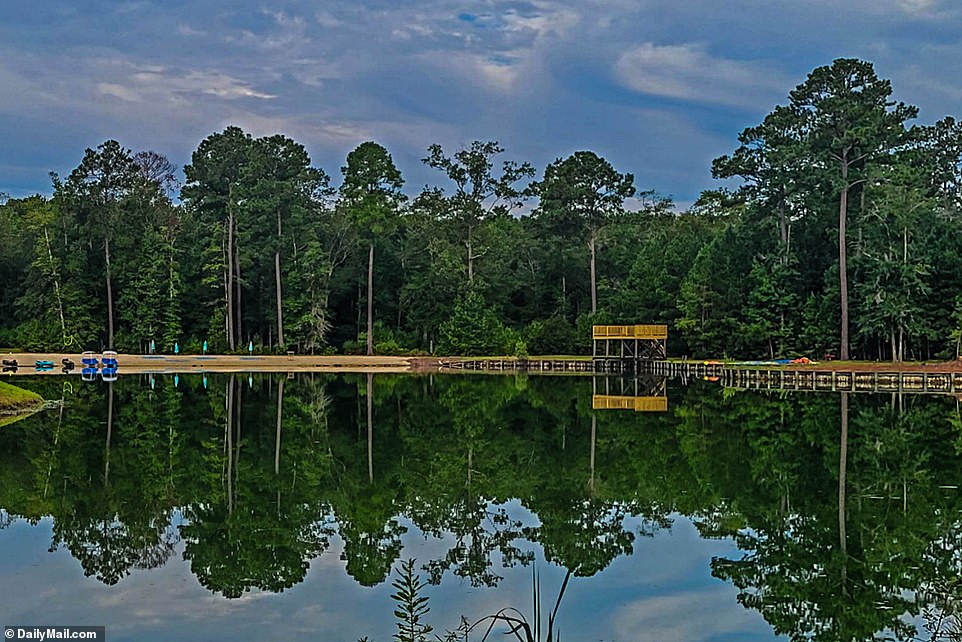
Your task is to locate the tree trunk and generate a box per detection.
[838,156,850,360]
[275,211,285,348]
[839,392,849,586]
[367,242,374,356]
[466,225,474,283]
[226,193,236,351]
[589,414,597,493]
[43,226,67,338]
[104,236,114,349]
[105,383,113,484]
[275,378,284,476]
[561,275,566,313]
[234,380,242,501]
[589,231,598,315]
[234,217,243,348]
[226,378,234,515]
[899,226,907,364]
[367,372,374,483]
[778,195,788,250]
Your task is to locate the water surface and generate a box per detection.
[1,373,960,641]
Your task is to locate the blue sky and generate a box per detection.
[2,1,961,207]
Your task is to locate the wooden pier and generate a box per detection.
[441,358,595,373]
[640,360,962,396]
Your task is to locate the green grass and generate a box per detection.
[0,381,43,416]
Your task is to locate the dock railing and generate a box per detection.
[592,325,668,340]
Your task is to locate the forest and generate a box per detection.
[3,57,962,360]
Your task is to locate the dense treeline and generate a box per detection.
[4,57,962,359]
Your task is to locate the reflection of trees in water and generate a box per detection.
[420,498,532,588]
[42,380,184,585]
[134,519,179,570]
[917,523,962,641]
[7,374,962,642]
[704,390,962,641]
[182,374,337,597]
[339,517,406,587]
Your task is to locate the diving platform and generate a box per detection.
[592,325,667,370]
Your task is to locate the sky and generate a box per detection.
[2,0,962,207]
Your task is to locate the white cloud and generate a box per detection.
[615,42,790,109]
[104,66,277,102]
[314,10,342,29]
[97,82,142,102]
[414,50,527,93]
[177,24,207,37]
[221,111,373,147]
[501,6,580,39]
[612,589,770,641]
[895,0,935,13]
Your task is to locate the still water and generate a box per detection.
[1,372,961,641]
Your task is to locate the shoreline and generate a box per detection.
[0,381,45,427]
[0,353,444,375]
[3,352,962,376]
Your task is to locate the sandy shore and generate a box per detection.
[0,353,444,375]
[6,352,962,377]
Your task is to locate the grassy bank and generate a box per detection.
[0,381,43,417]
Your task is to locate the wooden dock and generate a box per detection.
[435,352,962,397]
[441,358,595,373]
[640,360,962,396]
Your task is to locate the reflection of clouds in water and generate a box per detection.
[612,590,771,642]
[603,525,749,641]
[0,510,776,640]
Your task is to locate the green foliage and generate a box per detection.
[391,559,433,642]
[525,317,577,355]
[512,338,529,359]
[439,289,511,356]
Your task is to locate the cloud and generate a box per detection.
[177,24,207,37]
[414,50,526,93]
[5,0,962,204]
[501,6,580,39]
[612,589,770,641]
[895,0,936,13]
[99,65,277,103]
[97,82,142,102]
[614,43,789,109]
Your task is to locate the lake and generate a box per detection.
[1,372,960,641]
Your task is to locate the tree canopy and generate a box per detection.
[3,58,962,360]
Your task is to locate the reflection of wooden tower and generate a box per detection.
[591,374,668,412]
[592,325,667,369]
